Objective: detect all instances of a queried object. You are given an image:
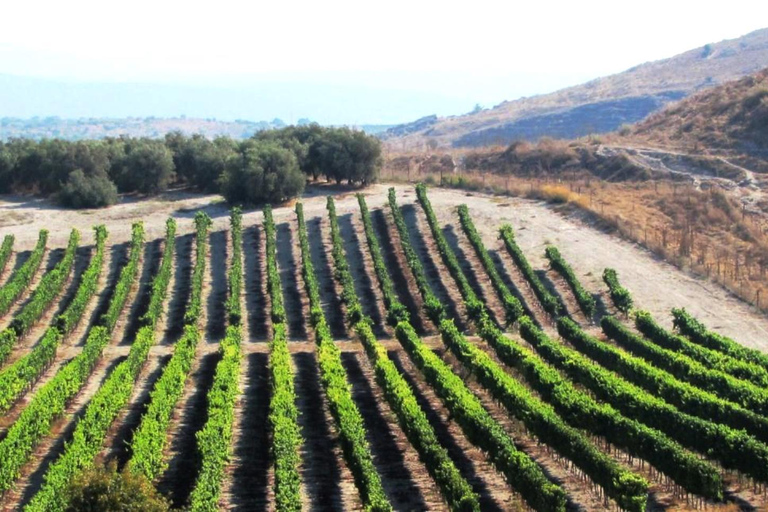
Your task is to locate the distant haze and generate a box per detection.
[1,0,767,124]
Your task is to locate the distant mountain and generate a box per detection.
[0,116,394,141]
[383,28,768,148]
[0,73,470,127]
[626,68,768,154]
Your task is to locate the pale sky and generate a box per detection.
[1,0,767,123]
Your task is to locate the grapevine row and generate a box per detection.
[529,318,768,483]
[602,315,768,417]
[0,230,48,317]
[544,245,596,319]
[0,223,143,495]
[635,311,768,387]
[188,209,243,512]
[453,205,722,498]
[25,219,176,512]
[302,201,391,511]
[264,205,302,511]
[672,308,768,370]
[0,226,107,413]
[416,186,649,511]
[602,268,633,314]
[0,235,14,277]
[0,229,80,366]
[384,188,567,512]
[498,223,562,316]
[128,212,211,482]
[560,316,768,442]
[343,196,481,511]
[456,204,524,324]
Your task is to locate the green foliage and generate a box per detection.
[387,187,567,511]
[110,138,176,194]
[0,230,48,316]
[128,213,210,482]
[636,311,768,387]
[25,219,175,512]
[188,208,243,511]
[602,268,633,313]
[484,316,722,499]
[395,322,566,512]
[64,461,171,512]
[545,246,596,318]
[219,140,305,206]
[457,204,524,324]
[264,204,302,511]
[298,202,391,511]
[560,316,768,442]
[602,315,768,416]
[417,186,648,510]
[0,224,143,496]
[672,308,768,370]
[497,222,562,316]
[58,169,118,208]
[536,318,768,483]
[355,195,479,511]
[0,235,14,275]
[102,223,146,332]
[0,226,107,414]
[166,133,237,193]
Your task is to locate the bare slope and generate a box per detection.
[384,28,768,148]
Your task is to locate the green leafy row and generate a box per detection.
[56,226,109,333]
[302,201,391,511]
[385,188,567,512]
[188,209,243,512]
[0,223,141,494]
[448,204,721,499]
[0,226,108,413]
[9,229,79,336]
[387,188,445,322]
[457,204,524,324]
[0,230,48,317]
[264,204,302,511]
[417,186,648,511]
[530,318,768,483]
[481,315,722,499]
[0,229,80,365]
[672,308,768,370]
[636,311,768,387]
[497,222,562,317]
[560,316,768,442]
[602,268,633,314]
[335,197,480,511]
[394,322,566,511]
[0,235,14,277]
[128,212,211,482]
[544,246,596,319]
[25,219,175,512]
[602,316,768,417]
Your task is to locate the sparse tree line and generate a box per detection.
[0,125,382,208]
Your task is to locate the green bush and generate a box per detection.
[64,462,170,512]
[58,170,118,208]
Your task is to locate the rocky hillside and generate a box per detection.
[383,28,768,148]
[625,68,768,154]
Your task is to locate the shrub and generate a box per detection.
[58,169,119,208]
[219,140,305,205]
[64,462,170,512]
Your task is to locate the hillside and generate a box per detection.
[383,28,768,148]
[625,68,768,153]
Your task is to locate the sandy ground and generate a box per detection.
[2,184,767,352]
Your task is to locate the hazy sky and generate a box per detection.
[1,0,767,123]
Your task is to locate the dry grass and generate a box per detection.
[385,162,768,314]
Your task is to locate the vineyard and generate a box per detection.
[1,185,768,511]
